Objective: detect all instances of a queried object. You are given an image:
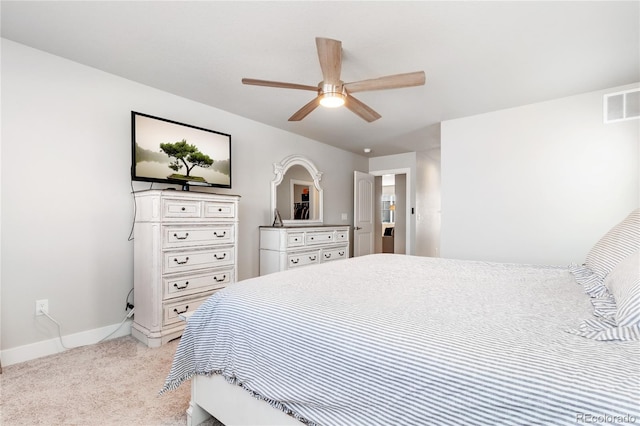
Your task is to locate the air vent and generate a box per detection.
[604,88,640,123]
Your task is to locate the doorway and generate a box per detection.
[381,174,396,253]
[374,173,407,254]
[353,169,411,257]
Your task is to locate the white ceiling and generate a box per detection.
[2,1,638,157]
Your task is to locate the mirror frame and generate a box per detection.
[271,155,324,225]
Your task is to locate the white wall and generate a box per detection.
[393,174,407,254]
[441,83,640,265]
[1,39,366,360]
[415,149,441,257]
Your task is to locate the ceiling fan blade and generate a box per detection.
[316,37,342,85]
[289,97,321,121]
[344,95,381,123]
[344,71,426,93]
[242,78,318,92]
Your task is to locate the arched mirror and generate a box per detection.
[272,155,323,225]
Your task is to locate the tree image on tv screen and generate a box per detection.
[159,139,213,183]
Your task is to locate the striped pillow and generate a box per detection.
[585,209,640,280]
[604,250,640,327]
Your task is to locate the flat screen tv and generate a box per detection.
[131,111,231,190]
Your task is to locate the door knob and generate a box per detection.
[354,226,362,230]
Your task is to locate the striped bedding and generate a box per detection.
[162,254,640,425]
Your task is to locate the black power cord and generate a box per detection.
[125,288,134,311]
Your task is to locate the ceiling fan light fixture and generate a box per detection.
[319,83,346,108]
[319,91,345,108]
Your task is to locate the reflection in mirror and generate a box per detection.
[276,166,318,220]
[291,180,313,220]
[272,155,323,225]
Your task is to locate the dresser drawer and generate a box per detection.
[334,230,349,242]
[164,267,234,299]
[287,232,305,247]
[321,247,348,262]
[288,250,320,268]
[163,199,202,218]
[164,247,234,273]
[204,201,236,218]
[306,231,335,245]
[164,225,234,248]
[163,294,212,327]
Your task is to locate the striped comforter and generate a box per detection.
[162,254,640,425]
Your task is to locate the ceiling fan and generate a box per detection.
[242,37,426,123]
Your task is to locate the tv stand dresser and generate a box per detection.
[131,189,239,347]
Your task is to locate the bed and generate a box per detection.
[162,211,640,426]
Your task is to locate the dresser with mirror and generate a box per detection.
[260,155,350,275]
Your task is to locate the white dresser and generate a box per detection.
[132,189,239,347]
[259,225,350,275]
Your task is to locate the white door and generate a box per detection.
[353,171,375,257]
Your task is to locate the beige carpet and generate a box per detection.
[0,336,223,426]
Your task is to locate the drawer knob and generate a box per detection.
[309,255,317,261]
[173,232,189,240]
[174,257,189,265]
[291,258,299,264]
[173,306,189,315]
[181,207,186,211]
[339,251,345,256]
[173,281,189,290]
[213,231,226,238]
[213,274,227,282]
[218,208,223,212]
[324,253,331,259]
[214,253,227,260]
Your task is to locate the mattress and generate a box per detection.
[162,254,640,425]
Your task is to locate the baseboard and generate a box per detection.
[1,319,134,367]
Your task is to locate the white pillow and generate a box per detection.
[604,250,640,327]
[585,209,640,280]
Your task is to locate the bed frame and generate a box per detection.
[187,374,304,426]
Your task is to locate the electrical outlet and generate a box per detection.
[35,299,49,316]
